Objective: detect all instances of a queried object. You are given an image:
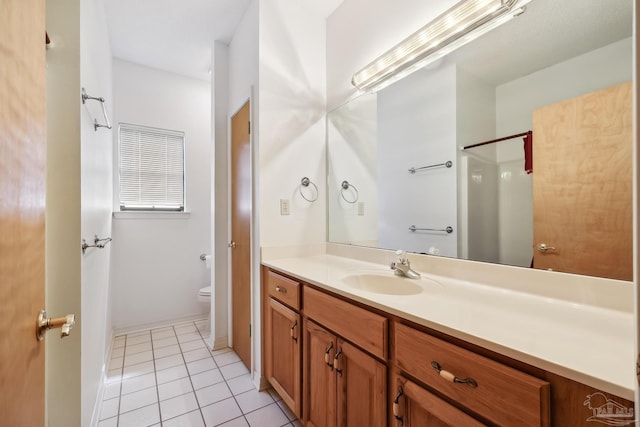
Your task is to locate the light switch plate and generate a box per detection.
[280,199,290,215]
[357,201,365,216]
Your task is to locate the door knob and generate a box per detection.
[228,241,236,249]
[536,243,556,253]
[36,309,75,341]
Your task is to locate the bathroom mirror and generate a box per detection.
[327,0,633,280]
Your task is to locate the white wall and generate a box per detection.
[46,0,82,425]
[327,93,378,246]
[327,0,458,110]
[377,66,458,256]
[110,59,211,330]
[211,41,230,349]
[79,0,114,425]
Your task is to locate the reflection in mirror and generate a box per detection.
[327,0,633,280]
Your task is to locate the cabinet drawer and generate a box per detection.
[303,286,387,360]
[394,323,550,426]
[266,270,300,310]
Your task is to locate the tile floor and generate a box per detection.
[98,319,302,427]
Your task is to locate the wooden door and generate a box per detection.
[265,298,301,417]
[390,375,487,427]
[231,101,252,369]
[303,320,337,427]
[0,0,47,425]
[532,82,632,280]
[336,339,386,427]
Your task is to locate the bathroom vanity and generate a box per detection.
[261,248,634,427]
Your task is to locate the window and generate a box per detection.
[118,123,185,211]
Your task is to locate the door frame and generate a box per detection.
[227,89,257,375]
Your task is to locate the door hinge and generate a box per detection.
[249,323,252,337]
[248,121,251,134]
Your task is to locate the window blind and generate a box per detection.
[119,124,185,211]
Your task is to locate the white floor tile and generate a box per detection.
[121,372,156,395]
[118,403,160,427]
[187,357,216,375]
[177,332,202,343]
[110,346,125,359]
[218,416,250,427]
[125,341,153,355]
[158,377,194,402]
[120,386,158,414]
[126,333,152,346]
[226,374,255,395]
[291,420,303,427]
[244,403,289,427]
[267,388,283,402]
[163,409,205,427]
[154,336,179,349]
[214,351,241,367]
[99,397,119,420]
[155,353,185,371]
[123,360,155,380]
[183,348,211,363]
[97,416,118,427]
[156,364,189,385]
[152,329,176,340]
[235,388,274,414]
[190,368,224,390]
[179,339,207,352]
[124,350,154,367]
[195,382,232,407]
[106,368,122,383]
[174,324,198,335]
[160,392,199,421]
[201,397,243,427]
[103,381,121,400]
[276,400,296,421]
[113,336,126,349]
[220,361,250,380]
[154,344,181,359]
[109,356,123,370]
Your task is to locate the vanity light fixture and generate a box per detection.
[351,0,531,92]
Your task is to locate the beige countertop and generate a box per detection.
[262,247,635,400]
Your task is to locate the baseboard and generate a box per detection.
[112,313,208,336]
[212,336,228,350]
[90,330,115,427]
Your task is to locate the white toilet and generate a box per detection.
[198,286,211,303]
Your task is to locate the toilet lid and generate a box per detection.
[198,286,212,296]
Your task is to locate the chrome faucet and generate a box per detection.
[390,250,421,279]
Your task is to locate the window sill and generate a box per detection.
[113,211,192,220]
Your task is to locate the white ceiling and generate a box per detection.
[104,0,252,81]
[450,0,633,86]
[104,0,344,82]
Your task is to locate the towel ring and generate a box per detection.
[299,177,318,202]
[340,180,358,204]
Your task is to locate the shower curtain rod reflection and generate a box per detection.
[462,131,531,150]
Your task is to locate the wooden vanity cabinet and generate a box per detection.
[302,319,386,427]
[390,373,487,427]
[263,269,302,417]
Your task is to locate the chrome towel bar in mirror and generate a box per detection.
[299,177,318,202]
[81,87,112,131]
[341,181,359,203]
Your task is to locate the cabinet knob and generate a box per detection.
[324,342,334,368]
[431,361,477,388]
[393,386,405,425]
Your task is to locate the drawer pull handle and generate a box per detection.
[393,386,404,425]
[334,348,343,376]
[290,320,298,342]
[275,286,287,293]
[431,361,478,388]
[324,342,334,368]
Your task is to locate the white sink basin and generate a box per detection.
[342,273,436,295]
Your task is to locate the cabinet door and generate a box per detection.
[303,320,337,427]
[266,298,301,417]
[336,339,386,427]
[391,374,487,427]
